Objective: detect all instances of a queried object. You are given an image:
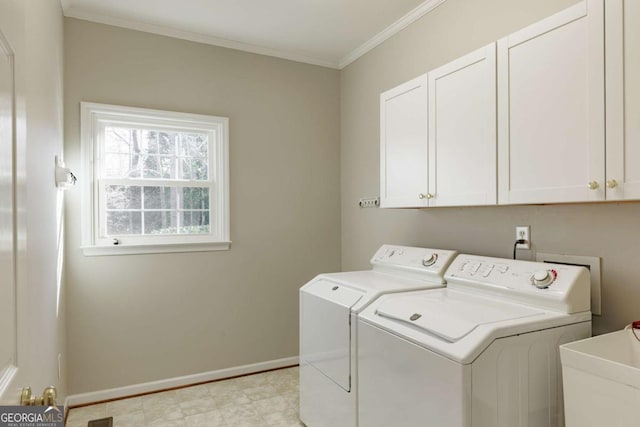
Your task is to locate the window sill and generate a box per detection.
[81,241,231,256]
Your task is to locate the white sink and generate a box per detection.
[560,329,640,427]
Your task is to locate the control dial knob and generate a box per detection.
[531,270,555,288]
[422,253,438,267]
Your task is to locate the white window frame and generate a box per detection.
[80,102,230,256]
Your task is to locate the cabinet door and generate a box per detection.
[605,0,640,200]
[428,43,497,207]
[497,0,605,204]
[380,74,428,208]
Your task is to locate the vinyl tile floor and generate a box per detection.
[65,366,303,427]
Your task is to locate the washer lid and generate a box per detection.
[375,290,543,342]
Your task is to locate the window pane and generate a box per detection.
[105,187,212,236]
[143,186,176,209]
[180,133,208,158]
[103,127,211,180]
[104,127,141,178]
[182,187,209,210]
[104,153,132,178]
[105,127,131,154]
[144,211,177,235]
[106,185,141,209]
[145,130,159,154]
[161,157,175,179]
[142,155,159,178]
[144,155,177,179]
[104,127,137,178]
[107,211,142,235]
[182,158,209,180]
[158,131,177,155]
[180,211,210,234]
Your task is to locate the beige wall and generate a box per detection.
[341,0,639,335]
[0,0,66,402]
[64,19,341,394]
[64,0,640,396]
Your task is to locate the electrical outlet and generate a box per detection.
[516,226,531,249]
[358,197,380,208]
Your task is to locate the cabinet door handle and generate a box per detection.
[606,179,618,189]
[587,181,599,190]
[419,193,434,200]
[419,193,427,199]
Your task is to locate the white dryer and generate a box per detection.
[357,255,592,427]
[299,245,458,427]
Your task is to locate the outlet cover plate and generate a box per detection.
[516,226,530,249]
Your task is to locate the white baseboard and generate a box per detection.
[66,356,299,407]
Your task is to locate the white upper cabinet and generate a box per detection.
[605,0,640,200]
[428,43,497,207]
[380,74,428,208]
[380,44,497,209]
[497,0,605,204]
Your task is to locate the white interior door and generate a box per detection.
[428,43,497,207]
[0,3,64,406]
[380,74,429,208]
[497,0,605,204]
[0,29,17,397]
[605,0,640,200]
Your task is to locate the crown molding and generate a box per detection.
[62,6,340,69]
[62,0,449,70]
[339,0,448,69]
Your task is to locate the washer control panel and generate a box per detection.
[445,255,590,313]
[453,258,562,288]
[371,245,457,273]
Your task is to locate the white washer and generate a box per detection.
[357,254,592,427]
[299,245,458,427]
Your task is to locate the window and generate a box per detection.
[81,103,229,255]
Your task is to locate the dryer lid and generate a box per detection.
[375,289,543,342]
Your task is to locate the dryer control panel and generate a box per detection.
[445,255,590,314]
[371,245,458,283]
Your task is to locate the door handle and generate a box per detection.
[20,386,57,406]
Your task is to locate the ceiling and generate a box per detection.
[60,0,445,69]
